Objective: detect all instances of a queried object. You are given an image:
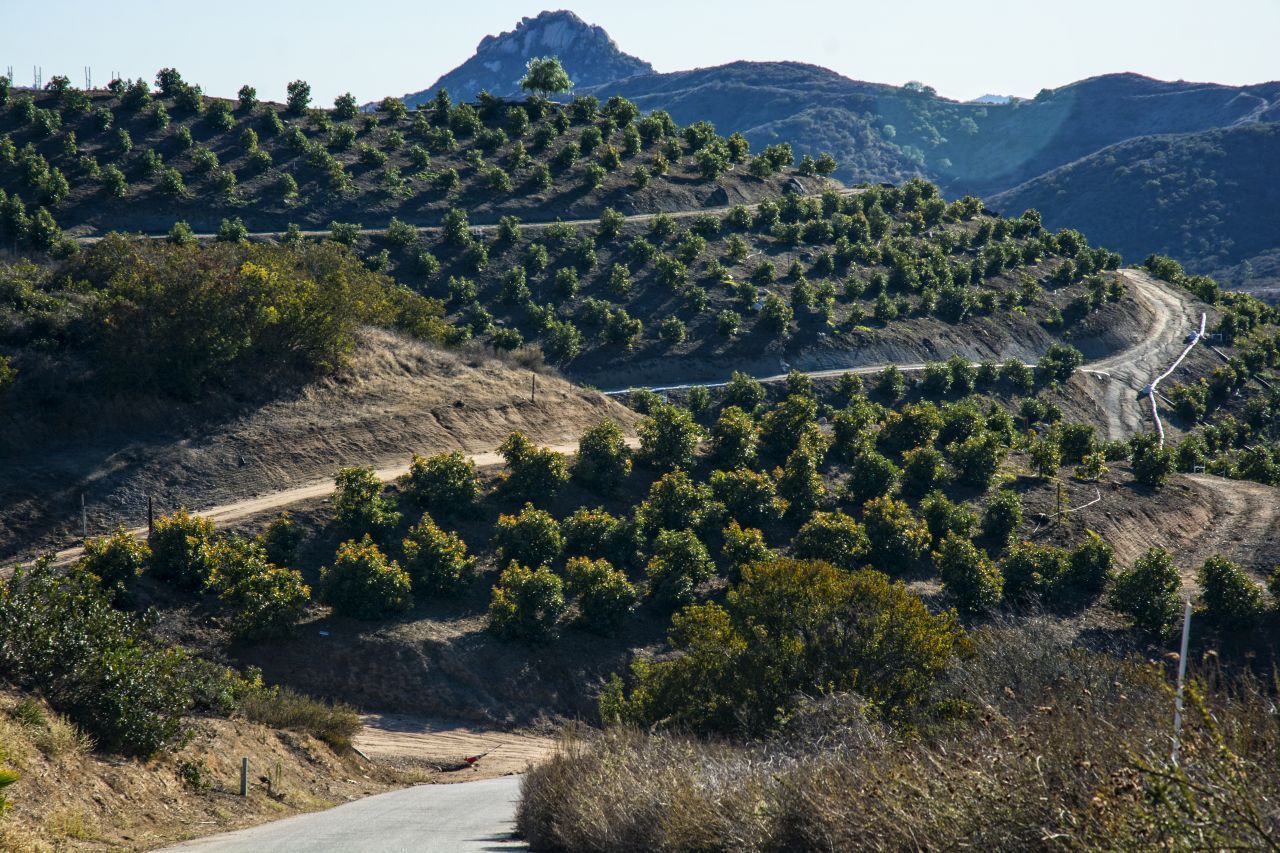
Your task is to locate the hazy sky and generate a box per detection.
[2,1,1277,104]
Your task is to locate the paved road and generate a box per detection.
[159,775,526,853]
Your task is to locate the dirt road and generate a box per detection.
[355,714,554,779]
[1184,474,1280,583]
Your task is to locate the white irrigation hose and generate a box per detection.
[1147,313,1206,447]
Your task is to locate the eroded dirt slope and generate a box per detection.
[2,329,636,561]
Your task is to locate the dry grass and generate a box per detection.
[518,621,1280,851]
[238,686,361,750]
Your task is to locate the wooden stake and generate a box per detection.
[240,757,249,796]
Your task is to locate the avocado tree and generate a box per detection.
[519,57,573,99]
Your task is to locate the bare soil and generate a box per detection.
[1,329,637,561]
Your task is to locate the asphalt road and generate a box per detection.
[159,775,526,853]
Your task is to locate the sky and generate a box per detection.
[2,0,1277,104]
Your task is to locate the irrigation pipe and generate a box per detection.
[1030,485,1103,535]
[1147,313,1206,447]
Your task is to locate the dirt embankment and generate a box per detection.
[0,329,637,561]
[0,692,418,853]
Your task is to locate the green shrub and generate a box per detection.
[499,432,570,502]
[574,420,633,494]
[321,535,412,620]
[494,504,563,568]
[981,489,1023,547]
[149,509,215,591]
[606,559,965,734]
[256,512,304,567]
[209,537,310,640]
[565,557,637,635]
[1059,531,1114,605]
[710,468,783,528]
[332,466,401,539]
[999,541,1068,606]
[402,513,475,596]
[563,508,632,565]
[1130,433,1176,487]
[1110,547,1182,638]
[0,559,193,756]
[488,562,567,642]
[79,527,149,598]
[1197,555,1264,629]
[637,403,702,472]
[403,451,480,516]
[862,497,931,573]
[709,406,758,468]
[645,529,715,609]
[635,470,714,537]
[935,533,1003,615]
[792,511,869,571]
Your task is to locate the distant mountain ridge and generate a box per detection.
[399,11,1280,293]
[400,10,652,108]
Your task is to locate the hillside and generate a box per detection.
[399,12,1280,289]
[0,70,803,240]
[989,122,1280,297]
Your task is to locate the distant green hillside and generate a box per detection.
[989,123,1280,295]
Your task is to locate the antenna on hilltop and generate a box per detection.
[85,66,92,90]
[33,65,42,90]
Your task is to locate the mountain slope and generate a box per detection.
[988,122,1280,295]
[401,10,653,108]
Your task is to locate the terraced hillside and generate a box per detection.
[0,70,808,241]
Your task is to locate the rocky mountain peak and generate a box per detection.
[402,9,655,108]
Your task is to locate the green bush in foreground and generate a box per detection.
[332,466,401,539]
[604,558,965,735]
[403,451,480,516]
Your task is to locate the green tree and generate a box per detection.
[488,562,567,641]
[605,559,964,734]
[499,432,570,502]
[286,79,311,114]
[565,557,637,635]
[403,451,480,517]
[321,535,412,620]
[934,533,1003,615]
[710,468,783,528]
[646,529,715,609]
[721,520,774,581]
[563,508,631,565]
[1110,547,1182,638]
[494,504,563,568]
[1059,531,1114,605]
[402,513,475,596]
[635,470,714,536]
[862,496,931,573]
[638,403,702,472]
[332,466,401,539]
[1130,433,1176,487]
[256,512,304,567]
[793,511,869,571]
[724,371,765,412]
[709,405,758,468]
[574,419,633,494]
[79,527,149,599]
[209,537,310,640]
[976,491,1020,551]
[519,57,573,98]
[149,509,215,591]
[999,542,1067,606]
[1197,555,1264,630]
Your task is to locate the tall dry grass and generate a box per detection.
[518,620,1280,851]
